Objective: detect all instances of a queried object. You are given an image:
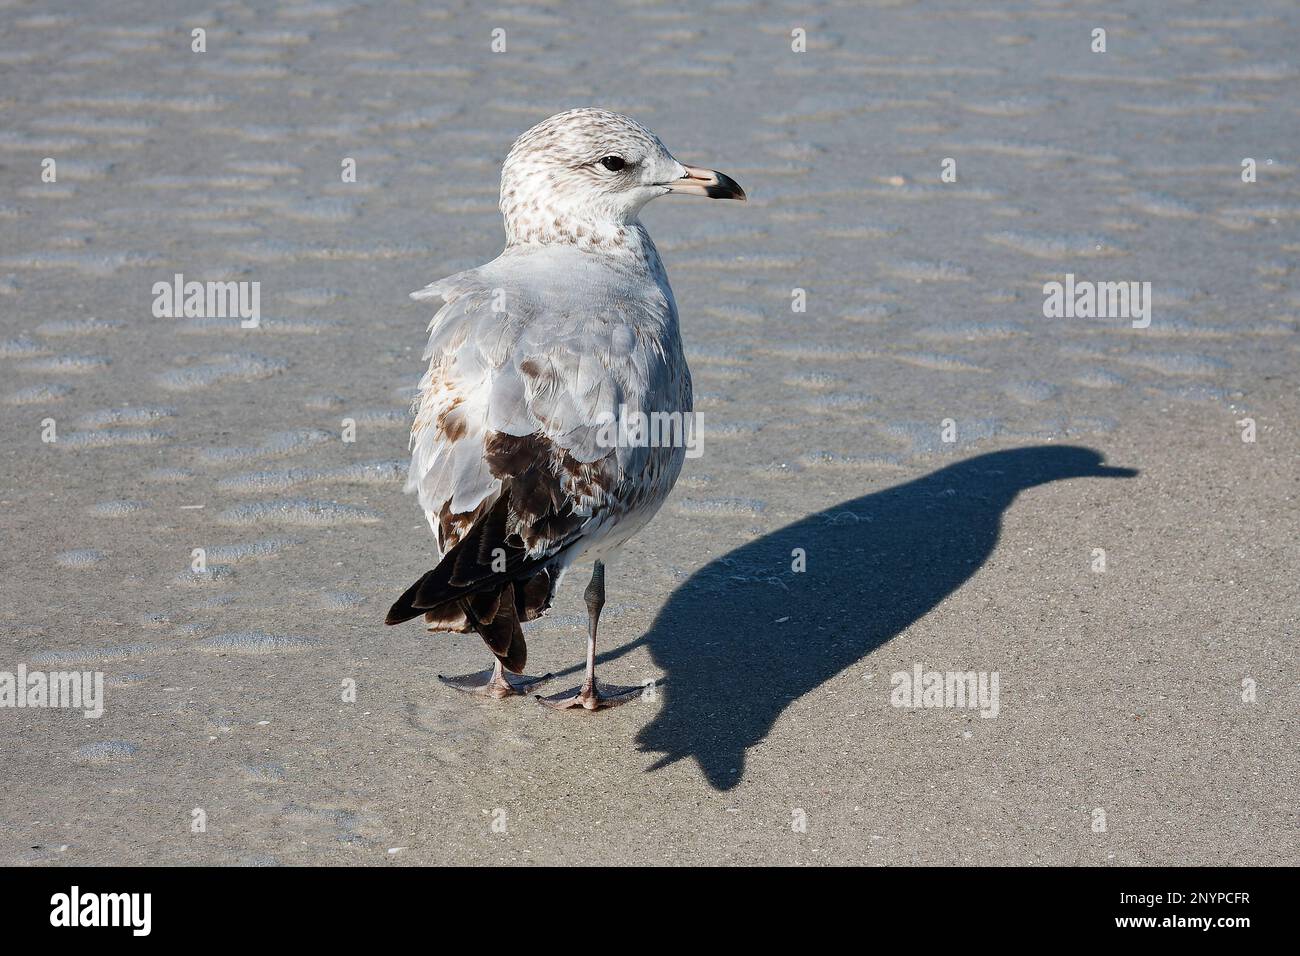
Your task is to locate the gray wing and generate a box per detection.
[406,258,666,559]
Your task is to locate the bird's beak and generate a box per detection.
[666,164,746,201]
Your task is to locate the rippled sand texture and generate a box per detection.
[1,2,1297,866]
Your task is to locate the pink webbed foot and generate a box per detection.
[439,666,553,700]
[537,679,647,711]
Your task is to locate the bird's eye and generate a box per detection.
[599,156,626,172]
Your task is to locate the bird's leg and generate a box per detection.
[576,562,604,701]
[439,658,552,700]
[538,560,644,711]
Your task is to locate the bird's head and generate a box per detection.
[499,107,745,247]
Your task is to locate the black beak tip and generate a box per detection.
[709,171,746,201]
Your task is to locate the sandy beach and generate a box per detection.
[1,0,1296,865]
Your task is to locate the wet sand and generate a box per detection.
[1,1,1296,865]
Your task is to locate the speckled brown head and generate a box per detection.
[499,107,744,248]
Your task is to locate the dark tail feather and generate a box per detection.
[385,490,575,627]
[386,575,528,672]
[462,583,528,673]
[385,570,438,625]
[384,496,514,626]
[385,491,554,671]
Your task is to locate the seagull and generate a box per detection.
[385,108,745,711]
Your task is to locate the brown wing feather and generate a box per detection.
[385,434,601,668]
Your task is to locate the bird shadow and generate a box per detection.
[577,444,1137,790]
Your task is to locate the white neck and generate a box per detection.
[505,216,664,270]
